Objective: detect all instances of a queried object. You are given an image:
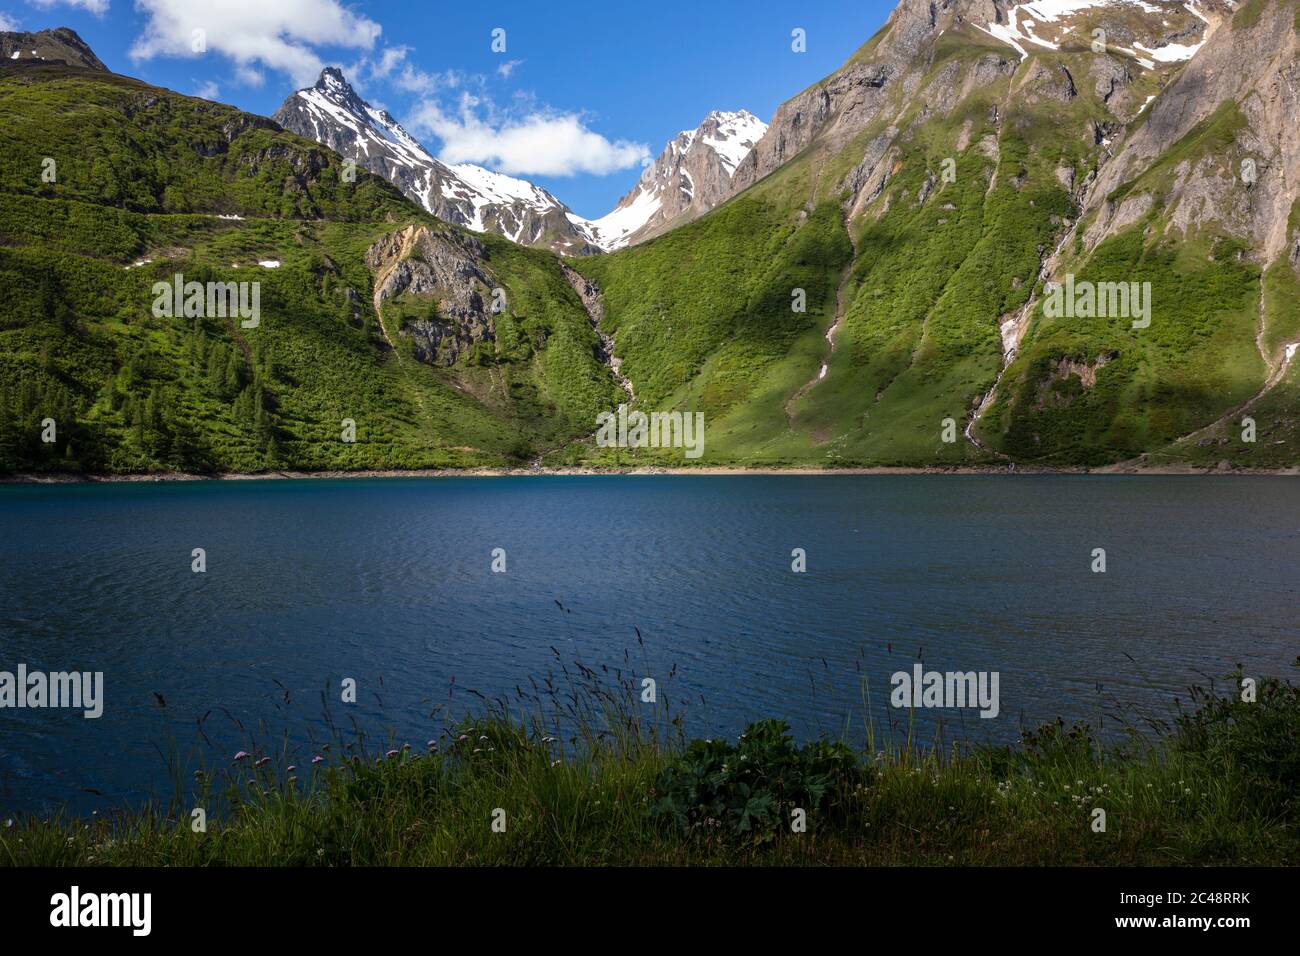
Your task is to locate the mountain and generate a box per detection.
[572,0,1298,469]
[273,69,768,255]
[0,26,108,71]
[0,50,623,474]
[2,2,1297,476]
[578,110,768,250]
[272,68,600,255]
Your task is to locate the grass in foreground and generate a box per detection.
[3,666,1296,866]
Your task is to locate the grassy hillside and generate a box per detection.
[0,64,619,475]
[569,20,1297,471]
[3,7,1296,475]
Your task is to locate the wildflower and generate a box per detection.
[233,751,249,762]
[286,765,297,773]
[385,749,399,759]
[254,756,271,768]
[311,755,324,765]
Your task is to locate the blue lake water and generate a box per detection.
[1,475,1297,816]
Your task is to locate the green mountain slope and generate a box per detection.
[570,0,1299,470]
[3,2,1296,475]
[0,62,622,474]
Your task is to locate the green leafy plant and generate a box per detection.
[648,718,868,842]
[1174,663,1300,818]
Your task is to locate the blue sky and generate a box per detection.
[1,0,897,217]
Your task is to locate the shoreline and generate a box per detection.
[3,463,1298,483]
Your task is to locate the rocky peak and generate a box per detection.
[574,108,767,250]
[0,26,109,71]
[273,68,601,256]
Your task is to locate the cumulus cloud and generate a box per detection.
[496,59,521,79]
[193,79,219,100]
[129,0,381,87]
[0,11,21,31]
[408,93,650,178]
[28,0,109,16]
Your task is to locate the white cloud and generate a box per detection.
[0,11,20,31]
[28,0,109,16]
[346,44,453,96]
[409,93,650,178]
[368,45,407,80]
[496,59,521,79]
[129,0,381,88]
[193,79,219,99]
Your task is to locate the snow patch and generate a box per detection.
[572,186,664,251]
[978,0,1188,68]
[700,110,768,175]
[1134,39,1204,62]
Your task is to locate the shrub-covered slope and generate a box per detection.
[0,64,622,474]
[571,0,1299,470]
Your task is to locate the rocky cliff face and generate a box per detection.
[1081,0,1298,269]
[0,26,108,71]
[727,0,1235,203]
[274,69,600,256]
[365,225,499,366]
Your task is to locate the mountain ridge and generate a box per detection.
[272,68,767,255]
[0,26,108,72]
[272,67,602,255]
[2,2,1297,475]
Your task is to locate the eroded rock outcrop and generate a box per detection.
[365,226,498,366]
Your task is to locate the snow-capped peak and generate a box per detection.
[572,108,768,251]
[698,109,768,175]
[275,69,764,253]
[273,68,598,253]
